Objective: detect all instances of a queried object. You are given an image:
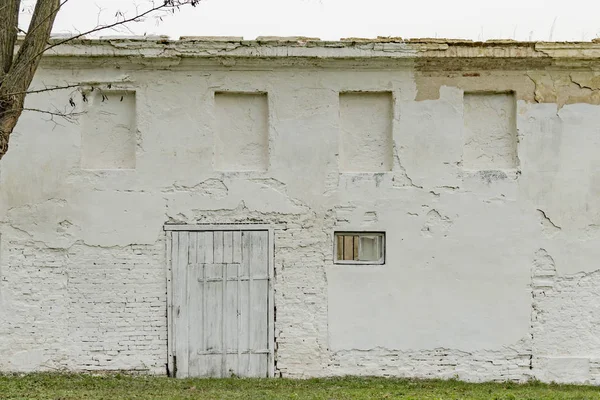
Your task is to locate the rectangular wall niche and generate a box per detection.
[214,92,269,171]
[339,92,393,172]
[463,92,518,169]
[81,91,136,169]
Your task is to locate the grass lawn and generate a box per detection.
[1,374,600,399]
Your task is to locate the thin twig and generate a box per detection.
[4,1,199,86]
[46,1,198,52]
[19,0,69,38]
[22,107,82,118]
[0,105,82,120]
[4,83,82,96]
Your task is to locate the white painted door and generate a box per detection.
[170,230,271,378]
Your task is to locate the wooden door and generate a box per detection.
[169,229,271,378]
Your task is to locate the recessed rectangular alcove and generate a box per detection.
[81,91,136,169]
[214,92,269,171]
[339,92,393,172]
[463,92,518,169]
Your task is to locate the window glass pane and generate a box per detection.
[359,235,380,261]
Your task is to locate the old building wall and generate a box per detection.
[0,38,600,382]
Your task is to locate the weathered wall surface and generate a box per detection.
[1,38,600,382]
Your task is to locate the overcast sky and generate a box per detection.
[25,0,600,42]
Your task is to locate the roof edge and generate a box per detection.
[18,35,600,64]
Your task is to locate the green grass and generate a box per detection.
[1,373,600,399]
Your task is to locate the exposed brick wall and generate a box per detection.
[0,236,166,374]
[273,219,330,377]
[0,239,70,370]
[532,249,600,383]
[66,242,167,373]
[329,346,532,382]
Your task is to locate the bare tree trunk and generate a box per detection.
[0,0,21,75]
[0,98,23,158]
[0,0,60,160]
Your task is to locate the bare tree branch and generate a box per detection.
[3,1,199,92]
[22,107,82,120]
[0,102,81,119]
[22,105,83,130]
[44,0,199,53]
[0,0,200,161]
[4,82,82,96]
[19,0,68,39]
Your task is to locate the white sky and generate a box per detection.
[23,0,600,42]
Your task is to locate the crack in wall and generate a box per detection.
[536,209,561,238]
[569,73,600,92]
[421,209,453,238]
[526,71,600,109]
[392,143,423,189]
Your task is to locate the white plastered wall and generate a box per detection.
[0,50,599,382]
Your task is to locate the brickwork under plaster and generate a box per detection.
[1,38,600,383]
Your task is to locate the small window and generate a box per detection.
[334,232,385,264]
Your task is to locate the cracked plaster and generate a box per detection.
[0,38,600,382]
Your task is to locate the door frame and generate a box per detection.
[164,224,276,378]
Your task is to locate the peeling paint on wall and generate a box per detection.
[1,38,600,382]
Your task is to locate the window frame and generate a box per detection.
[333,231,386,265]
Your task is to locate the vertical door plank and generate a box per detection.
[175,232,190,377]
[237,265,250,375]
[204,232,214,264]
[236,262,242,376]
[239,231,249,278]
[186,231,197,374]
[188,231,198,267]
[220,260,228,377]
[223,231,234,263]
[212,231,224,377]
[233,230,244,375]
[267,229,275,378]
[187,262,204,376]
[242,231,269,377]
[213,231,224,263]
[246,231,268,277]
[205,263,224,377]
[233,231,242,263]
[249,278,269,377]
[199,231,213,376]
[223,263,239,376]
[222,234,234,376]
[241,231,254,376]
[189,231,211,377]
[168,231,177,376]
